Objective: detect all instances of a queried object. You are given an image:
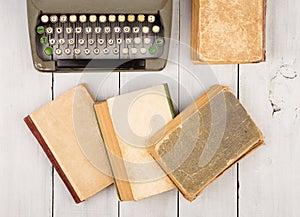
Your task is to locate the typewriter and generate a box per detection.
[27,0,172,72]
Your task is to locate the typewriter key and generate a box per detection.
[44,47,53,55]
[134,37,141,44]
[149,45,157,55]
[122,47,129,54]
[58,38,65,45]
[69,15,77,23]
[78,39,85,45]
[89,15,97,23]
[113,47,119,54]
[37,26,44,34]
[79,15,87,23]
[125,38,132,44]
[85,27,92,34]
[116,38,122,44]
[49,39,56,45]
[142,26,149,34]
[114,27,121,33]
[99,15,107,23]
[138,14,145,22]
[64,48,71,55]
[74,48,81,55]
[50,15,58,23]
[55,49,62,55]
[46,27,53,34]
[41,15,49,23]
[84,48,90,55]
[98,39,105,45]
[133,27,140,34]
[123,26,131,33]
[156,38,164,46]
[131,48,138,55]
[109,15,116,22]
[104,27,111,34]
[60,15,67,23]
[75,27,82,34]
[103,48,109,54]
[108,39,114,45]
[56,27,63,34]
[148,15,155,23]
[152,25,160,33]
[66,27,73,34]
[40,37,48,44]
[68,38,75,45]
[88,39,95,45]
[118,15,125,23]
[140,47,147,54]
[144,38,151,44]
[95,27,102,34]
[93,48,100,55]
[128,15,135,22]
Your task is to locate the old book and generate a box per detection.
[191,0,266,64]
[94,84,175,201]
[148,85,264,201]
[24,85,113,203]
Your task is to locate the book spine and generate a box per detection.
[190,0,200,62]
[163,83,176,118]
[24,116,82,204]
[94,102,134,201]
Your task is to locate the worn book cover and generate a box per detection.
[24,84,113,203]
[191,0,266,64]
[148,85,264,201]
[94,84,175,201]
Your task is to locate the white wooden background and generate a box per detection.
[1,0,299,216]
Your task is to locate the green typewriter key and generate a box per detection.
[40,36,48,44]
[156,38,164,46]
[37,26,45,34]
[149,45,157,55]
[44,47,53,56]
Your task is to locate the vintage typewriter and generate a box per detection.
[27,0,172,72]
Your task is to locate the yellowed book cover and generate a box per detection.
[191,0,266,64]
[148,85,264,201]
[24,85,113,203]
[94,84,176,201]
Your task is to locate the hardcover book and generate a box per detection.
[191,0,266,64]
[94,84,175,201]
[148,85,264,201]
[24,85,113,203]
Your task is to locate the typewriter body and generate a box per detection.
[27,0,172,72]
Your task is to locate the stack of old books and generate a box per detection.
[24,84,264,203]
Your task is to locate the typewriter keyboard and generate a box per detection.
[36,14,165,62]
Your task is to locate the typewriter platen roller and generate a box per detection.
[27,0,172,72]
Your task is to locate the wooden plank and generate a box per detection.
[0,0,52,216]
[119,0,179,216]
[239,0,300,216]
[178,0,238,216]
[53,73,119,217]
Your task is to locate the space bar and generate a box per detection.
[57,59,145,69]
